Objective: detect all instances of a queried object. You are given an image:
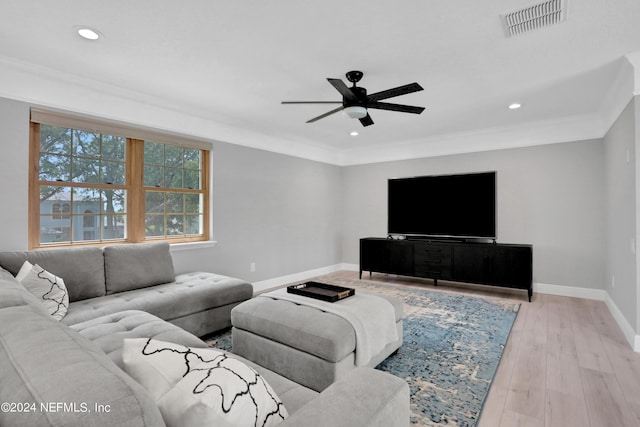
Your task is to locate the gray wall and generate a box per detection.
[172,142,343,281]
[604,99,637,330]
[341,140,606,290]
[0,95,613,293]
[0,98,30,249]
[636,95,640,334]
[0,97,344,284]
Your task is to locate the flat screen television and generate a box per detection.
[388,171,496,240]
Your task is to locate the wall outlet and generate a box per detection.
[611,275,615,289]
[632,238,636,255]
[250,262,256,273]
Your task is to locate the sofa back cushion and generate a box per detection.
[0,268,50,314]
[0,305,166,427]
[104,242,175,294]
[0,247,106,302]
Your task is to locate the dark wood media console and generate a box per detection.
[360,237,533,301]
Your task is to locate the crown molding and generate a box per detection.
[0,54,634,167]
[335,113,606,166]
[626,51,640,94]
[597,56,635,137]
[0,55,341,165]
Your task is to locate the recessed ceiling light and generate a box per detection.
[77,28,100,40]
[508,103,522,110]
[350,131,359,136]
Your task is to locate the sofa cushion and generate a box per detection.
[0,305,165,427]
[0,268,50,314]
[70,310,209,368]
[104,242,175,294]
[246,354,319,415]
[279,367,410,427]
[71,310,319,416]
[17,261,69,321]
[0,246,106,302]
[63,272,253,327]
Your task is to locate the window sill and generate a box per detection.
[169,240,218,252]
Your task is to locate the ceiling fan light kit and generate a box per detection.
[343,106,368,119]
[282,70,425,127]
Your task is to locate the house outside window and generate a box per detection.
[29,109,211,248]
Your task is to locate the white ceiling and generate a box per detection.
[1,0,640,165]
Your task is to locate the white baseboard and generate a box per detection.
[533,282,607,301]
[603,293,640,352]
[535,282,639,352]
[341,263,359,272]
[254,268,640,352]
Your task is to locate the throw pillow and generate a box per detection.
[122,338,288,427]
[15,260,34,281]
[16,261,69,321]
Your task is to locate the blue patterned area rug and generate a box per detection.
[206,276,519,426]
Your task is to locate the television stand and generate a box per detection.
[359,237,533,301]
[399,236,497,245]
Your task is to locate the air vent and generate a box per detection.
[502,0,567,37]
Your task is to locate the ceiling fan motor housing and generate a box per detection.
[345,86,368,108]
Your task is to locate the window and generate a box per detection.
[143,142,205,238]
[83,210,95,227]
[51,202,71,220]
[29,110,210,248]
[52,203,61,218]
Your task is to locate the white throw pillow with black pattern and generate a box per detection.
[122,338,288,427]
[16,261,69,321]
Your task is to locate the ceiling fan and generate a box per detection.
[281,71,425,127]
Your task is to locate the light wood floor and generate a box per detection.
[328,271,640,427]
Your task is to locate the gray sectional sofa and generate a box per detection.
[0,242,253,336]
[0,243,410,426]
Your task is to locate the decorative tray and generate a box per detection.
[286,281,355,303]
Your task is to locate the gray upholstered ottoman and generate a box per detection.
[231,292,403,392]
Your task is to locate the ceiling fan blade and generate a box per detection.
[359,114,374,127]
[367,82,423,102]
[281,101,342,104]
[306,106,344,123]
[327,78,357,101]
[367,101,425,114]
